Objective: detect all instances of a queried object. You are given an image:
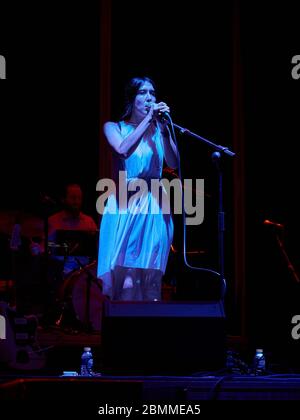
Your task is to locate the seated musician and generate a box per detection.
[41,183,98,327]
[48,183,98,277]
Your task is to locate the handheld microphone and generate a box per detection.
[145,102,172,122]
[158,111,171,122]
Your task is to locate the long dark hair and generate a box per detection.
[121,76,156,120]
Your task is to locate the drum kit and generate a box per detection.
[48,229,105,332]
[56,260,103,331]
[0,211,105,332]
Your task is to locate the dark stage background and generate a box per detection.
[1,1,299,367]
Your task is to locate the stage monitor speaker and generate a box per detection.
[102,301,226,375]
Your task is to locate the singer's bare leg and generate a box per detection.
[113,267,143,301]
[112,267,162,301]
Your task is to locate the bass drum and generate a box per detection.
[59,261,104,331]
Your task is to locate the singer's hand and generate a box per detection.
[153,102,170,128]
[146,101,170,117]
[144,101,170,130]
[153,102,170,116]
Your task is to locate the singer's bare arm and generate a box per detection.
[103,114,153,158]
[151,102,178,169]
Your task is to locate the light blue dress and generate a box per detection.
[97,121,174,296]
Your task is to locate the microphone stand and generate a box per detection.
[40,201,52,311]
[172,122,235,301]
[74,257,103,332]
[39,194,57,320]
[275,233,300,284]
[172,123,235,157]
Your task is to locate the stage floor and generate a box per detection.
[1,373,300,400]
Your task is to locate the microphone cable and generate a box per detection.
[166,115,226,298]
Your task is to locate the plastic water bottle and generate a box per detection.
[80,347,93,376]
[253,348,266,375]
